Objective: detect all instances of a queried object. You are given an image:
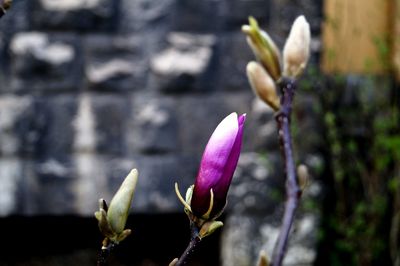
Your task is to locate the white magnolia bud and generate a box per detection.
[283,15,311,78]
[107,169,138,234]
[246,61,280,111]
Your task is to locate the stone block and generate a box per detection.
[90,94,131,155]
[0,158,23,216]
[224,0,270,29]
[217,32,253,91]
[119,0,174,32]
[9,32,82,92]
[14,158,76,215]
[84,35,148,91]
[34,95,78,160]
[149,32,217,93]
[0,0,29,35]
[0,0,30,82]
[247,97,281,151]
[33,158,77,215]
[72,154,117,215]
[71,94,97,153]
[172,0,221,32]
[30,0,118,31]
[0,96,36,156]
[0,0,30,83]
[129,95,178,153]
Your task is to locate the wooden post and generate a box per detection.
[392,0,400,81]
[322,0,391,74]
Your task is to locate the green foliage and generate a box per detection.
[314,74,399,265]
[302,197,320,212]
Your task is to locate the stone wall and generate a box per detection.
[0,0,323,265]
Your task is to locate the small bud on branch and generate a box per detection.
[107,169,138,236]
[242,17,282,81]
[257,250,270,266]
[246,61,280,111]
[95,169,138,244]
[283,15,311,78]
[297,164,309,192]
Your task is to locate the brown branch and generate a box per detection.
[175,222,201,266]
[271,77,302,266]
[97,239,116,266]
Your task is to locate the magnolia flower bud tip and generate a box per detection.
[283,15,311,78]
[238,113,246,124]
[169,258,178,266]
[126,169,139,188]
[241,25,251,33]
[248,16,257,26]
[246,61,258,72]
[129,168,138,177]
[232,112,246,120]
[296,15,306,22]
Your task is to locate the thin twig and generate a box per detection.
[97,240,116,266]
[175,222,201,266]
[271,78,302,266]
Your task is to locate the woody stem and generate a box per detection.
[271,77,302,266]
[175,222,202,266]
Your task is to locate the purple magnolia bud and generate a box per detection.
[191,112,246,219]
